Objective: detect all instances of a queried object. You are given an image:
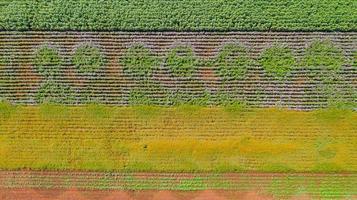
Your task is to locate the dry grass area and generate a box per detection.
[0,103,356,172]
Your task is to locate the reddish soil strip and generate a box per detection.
[1,171,356,199]
[0,188,282,200]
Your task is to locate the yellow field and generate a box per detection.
[0,103,356,172]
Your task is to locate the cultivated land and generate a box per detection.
[0,0,356,31]
[0,32,356,109]
[0,1,356,199]
[1,171,356,199]
[0,104,356,172]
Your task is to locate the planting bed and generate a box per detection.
[0,32,356,109]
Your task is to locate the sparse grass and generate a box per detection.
[0,105,355,172]
[0,101,15,119]
[1,172,355,199]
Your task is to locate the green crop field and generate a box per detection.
[0,0,356,31]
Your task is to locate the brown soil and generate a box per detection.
[0,188,289,200]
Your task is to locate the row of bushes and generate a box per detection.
[32,40,353,80]
[0,0,356,31]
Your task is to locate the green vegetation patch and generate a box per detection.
[302,40,345,71]
[121,44,159,79]
[165,45,197,78]
[128,88,155,106]
[33,46,62,77]
[259,45,295,79]
[72,43,105,74]
[214,44,251,81]
[35,81,75,104]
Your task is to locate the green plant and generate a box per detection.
[214,44,251,81]
[259,45,295,79]
[165,46,197,77]
[72,44,105,74]
[302,40,344,71]
[353,51,357,67]
[35,80,75,104]
[128,89,154,105]
[121,44,159,79]
[33,46,62,77]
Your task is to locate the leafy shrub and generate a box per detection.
[214,44,251,81]
[34,46,62,77]
[165,46,197,77]
[72,44,105,74]
[121,44,158,79]
[35,80,75,104]
[302,40,344,71]
[259,45,295,79]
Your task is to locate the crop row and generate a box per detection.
[0,32,356,109]
[1,171,356,198]
[0,0,357,31]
